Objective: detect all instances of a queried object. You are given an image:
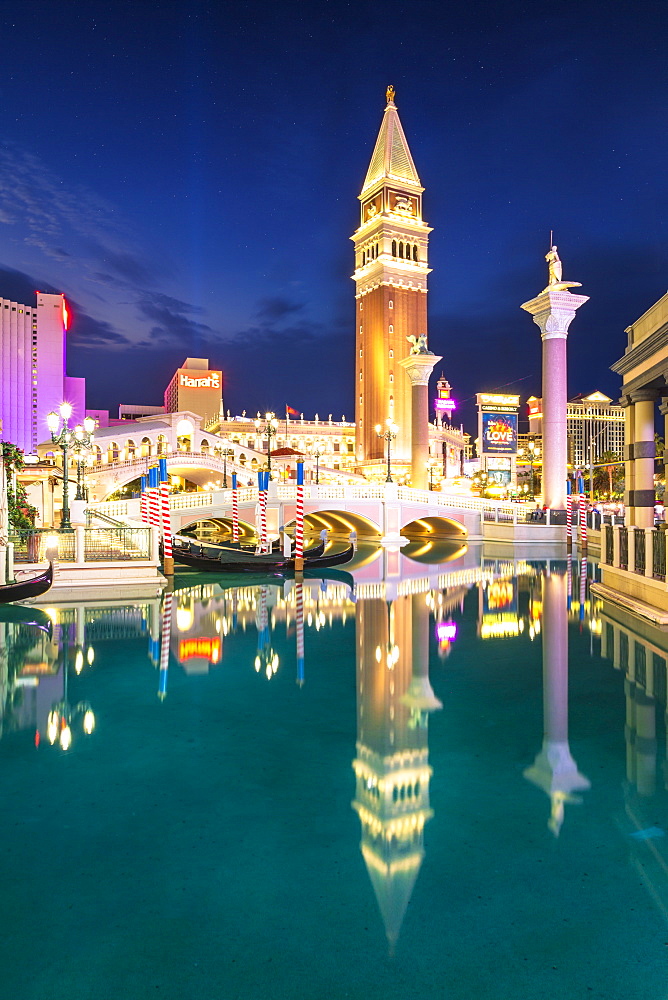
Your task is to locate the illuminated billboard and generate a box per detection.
[434,398,456,413]
[481,412,517,454]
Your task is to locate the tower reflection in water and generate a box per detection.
[352,589,443,952]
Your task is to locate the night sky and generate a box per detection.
[0,0,666,433]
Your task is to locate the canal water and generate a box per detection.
[0,546,666,1000]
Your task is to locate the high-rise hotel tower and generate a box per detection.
[0,292,85,454]
[353,87,431,470]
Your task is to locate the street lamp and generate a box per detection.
[375,419,398,483]
[46,402,78,529]
[255,411,279,478]
[71,416,95,500]
[46,623,95,751]
[426,459,437,490]
[222,447,234,488]
[311,440,325,484]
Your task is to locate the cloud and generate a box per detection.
[0,141,162,291]
[0,264,59,302]
[135,291,218,348]
[255,296,304,322]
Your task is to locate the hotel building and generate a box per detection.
[0,292,85,454]
[527,390,624,470]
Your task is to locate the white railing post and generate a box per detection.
[627,525,636,574]
[645,527,655,578]
[612,524,621,569]
[150,526,160,564]
[75,525,86,565]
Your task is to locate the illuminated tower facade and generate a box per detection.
[353,87,431,472]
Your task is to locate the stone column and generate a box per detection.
[629,388,657,529]
[398,351,442,491]
[521,289,588,510]
[622,395,636,523]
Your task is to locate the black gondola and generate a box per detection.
[173,540,353,575]
[0,562,53,605]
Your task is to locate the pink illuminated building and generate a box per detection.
[0,291,86,454]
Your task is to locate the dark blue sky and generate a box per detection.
[0,0,666,433]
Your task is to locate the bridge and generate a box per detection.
[91,482,558,544]
[85,449,364,500]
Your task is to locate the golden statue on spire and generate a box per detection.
[543,239,581,293]
[386,85,395,104]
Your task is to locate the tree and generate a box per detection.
[1,442,39,530]
[593,450,624,500]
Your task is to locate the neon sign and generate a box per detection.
[436,622,457,641]
[435,398,457,413]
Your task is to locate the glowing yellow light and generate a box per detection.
[47,711,58,745]
[74,650,84,674]
[59,724,72,751]
[87,647,95,665]
[83,710,95,734]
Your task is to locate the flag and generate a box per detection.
[286,405,299,416]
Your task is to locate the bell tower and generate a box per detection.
[352,86,432,472]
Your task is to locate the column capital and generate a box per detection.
[520,288,589,340]
[398,352,442,386]
[628,387,659,404]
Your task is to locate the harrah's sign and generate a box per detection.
[179,371,221,390]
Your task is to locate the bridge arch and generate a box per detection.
[285,508,382,539]
[177,515,256,542]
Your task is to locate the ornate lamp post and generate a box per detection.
[311,441,325,484]
[222,447,234,488]
[46,623,95,752]
[255,412,279,478]
[46,403,77,529]
[375,420,398,483]
[71,416,95,500]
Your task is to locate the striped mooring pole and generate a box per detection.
[140,475,148,523]
[158,457,173,576]
[579,494,588,550]
[232,473,239,542]
[294,460,304,573]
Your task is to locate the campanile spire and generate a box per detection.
[352,89,432,474]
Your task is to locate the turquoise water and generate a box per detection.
[0,548,667,999]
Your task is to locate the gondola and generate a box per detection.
[173,540,353,575]
[173,534,325,562]
[0,562,53,605]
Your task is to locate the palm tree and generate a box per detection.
[596,450,623,501]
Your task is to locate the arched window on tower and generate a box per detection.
[413,245,418,261]
[398,242,404,258]
[391,240,397,257]
[389,373,394,383]
[389,349,393,358]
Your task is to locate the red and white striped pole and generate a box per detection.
[566,493,573,549]
[158,458,173,575]
[259,469,268,553]
[232,472,239,542]
[294,460,304,572]
[580,494,588,550]
[140,475,148,523]
[148,466,160,537]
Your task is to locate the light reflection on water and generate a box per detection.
[0,548,667,998]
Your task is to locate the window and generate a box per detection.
[391,240,397,256]
[359,325,363,334]
[389,373,394,383]
[413,245,418,261]
[389,300,393,309]
[389,325,393,334]
[389,349,393,358]
[398,242,404,258]
[359,371,363,380]
[359,349,362,356]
